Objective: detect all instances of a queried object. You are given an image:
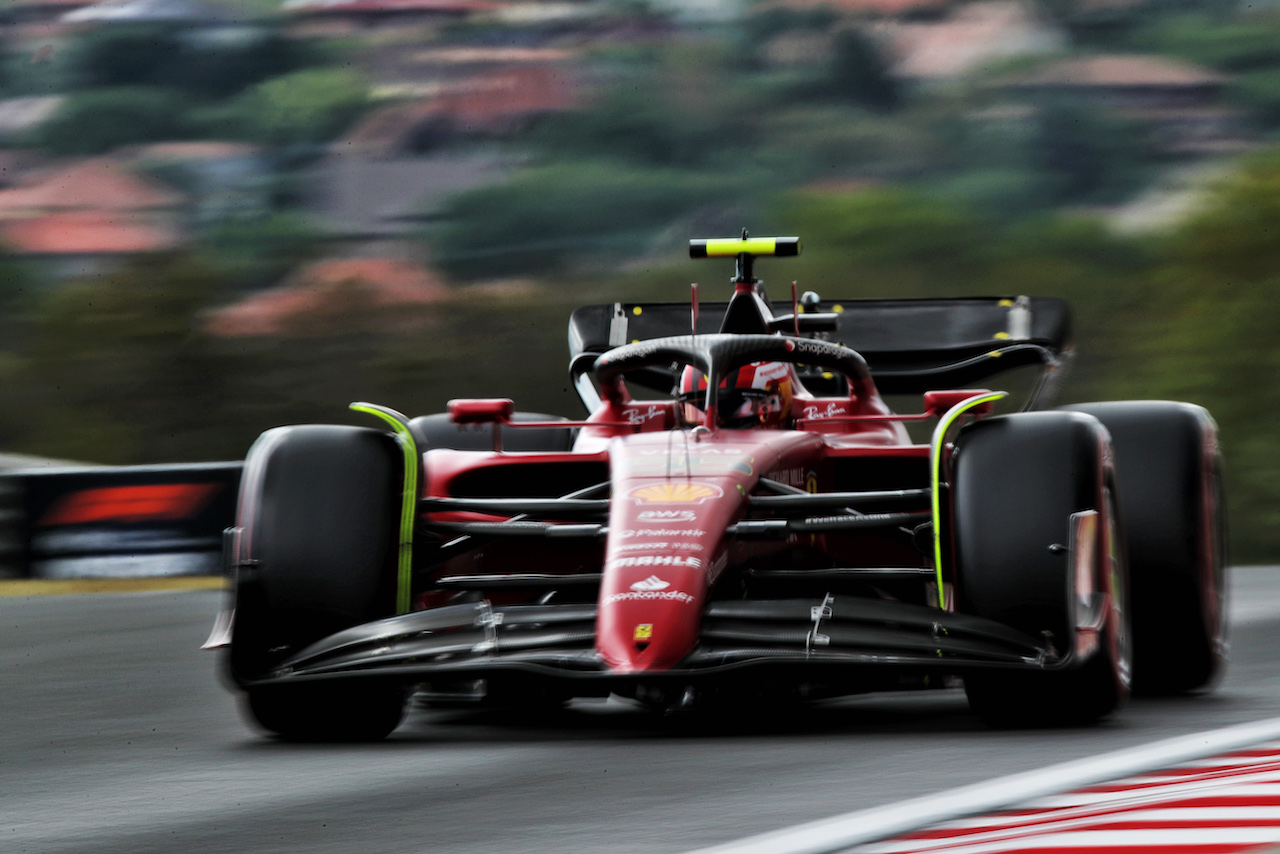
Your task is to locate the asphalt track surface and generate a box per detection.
[3,567,1279,854]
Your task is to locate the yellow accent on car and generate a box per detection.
[690,237,801,257]
[633,306,643,315]
[929,391,1008,610]
[350,402,418,615]
[993,331,1011,339]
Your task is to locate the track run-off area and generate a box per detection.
[2,566,1280,854]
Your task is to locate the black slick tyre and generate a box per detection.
[228,424,408,741]
[1062,402,1226,694]
[952,412,1131,727]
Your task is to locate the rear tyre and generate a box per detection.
[409,412,577,452]
[1062,402,1226,694]
[953,412,1131,727]
[228,424,408,741]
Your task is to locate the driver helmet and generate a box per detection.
[678,361,794,428]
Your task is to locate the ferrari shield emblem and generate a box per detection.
[634,624,654,640]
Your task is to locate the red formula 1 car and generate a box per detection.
[210,235,1226,740]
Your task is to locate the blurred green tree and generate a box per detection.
[0,254,233,463]
[64,23,314,98]
[33,87,189,155]
[236,68,369,146]
[431,161,753,280]
[529,44,759,169]
[1096,150,1280,559]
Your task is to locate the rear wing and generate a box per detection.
[568,296,1072,400]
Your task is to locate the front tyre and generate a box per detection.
[1063,402,1226,694]
[952,412,1131,727]
[227,424,408,741]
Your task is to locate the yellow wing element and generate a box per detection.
[689,236,801,258]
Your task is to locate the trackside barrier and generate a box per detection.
[0,461,242,580]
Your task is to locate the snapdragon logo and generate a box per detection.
[603,584,696,607]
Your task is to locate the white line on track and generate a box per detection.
[683,716,1280,854]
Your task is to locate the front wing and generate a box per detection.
[235,596,1066,690]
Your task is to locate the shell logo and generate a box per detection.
[628,482,724,505]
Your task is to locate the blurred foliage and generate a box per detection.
[431,161,758,280]
[198,212,325,292]
[0,255,232,464]
[1118,13,1280,71]
[0,254,578,464]
[64,23,316,98]
[1095,150,1280,558]
[33,87,189,155]
[528,44,761,169]
[232,68,370,147]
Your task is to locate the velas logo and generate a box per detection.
[628,483,723,505]
[630,575,670,592]
[39,483,220,526]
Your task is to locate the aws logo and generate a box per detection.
[628,483,723,505]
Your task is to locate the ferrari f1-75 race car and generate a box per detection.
[208,234,1226,740]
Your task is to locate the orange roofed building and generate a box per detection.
[204,257,450,337]
[0,157,184,275]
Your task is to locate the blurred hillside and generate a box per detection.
[0,0,1278,557]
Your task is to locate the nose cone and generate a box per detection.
[596,431,795,673]
[597,562,706,672]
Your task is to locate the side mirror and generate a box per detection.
[448,398,514,425]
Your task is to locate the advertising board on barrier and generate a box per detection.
[5,462,242,579]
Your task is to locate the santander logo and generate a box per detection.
[630,575,670,592]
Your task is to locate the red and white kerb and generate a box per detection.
[850,740,1280,854]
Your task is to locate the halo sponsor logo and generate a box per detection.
[802,402,848,420]
[626,405,665,425]
[637,510,696,523]
[630,575,670,591]
[628,483,723,505]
